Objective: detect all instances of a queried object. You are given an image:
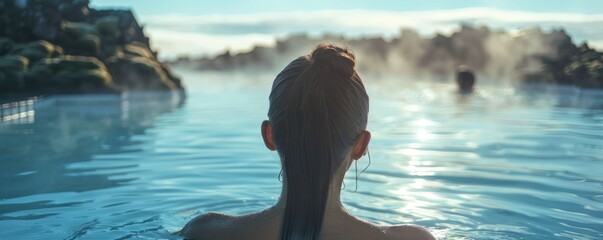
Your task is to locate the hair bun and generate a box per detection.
[311,44,356,77]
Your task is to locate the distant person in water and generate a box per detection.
[456,65,476,93]
[179,44,435,240]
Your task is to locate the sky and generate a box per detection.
[92,0,603,15]
[91,0,603,60]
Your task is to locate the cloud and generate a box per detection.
[140,8,603,59]
[147,29,278,60]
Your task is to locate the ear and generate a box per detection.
[261,120,276,151]
[352,131,371,160]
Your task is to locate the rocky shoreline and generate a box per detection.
[171,26,603,89]
[0,0,184,96]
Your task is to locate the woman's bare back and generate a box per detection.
[179,209,435,240]
[179,45,436,240]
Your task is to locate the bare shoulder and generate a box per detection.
[385,224,436,240]
[178,212,234,239]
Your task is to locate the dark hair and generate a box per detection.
[456,65,476,92]
[268,44,369,240]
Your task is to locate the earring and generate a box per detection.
[353,159,359,192]
[352,148,371,193]
[360,148,371,176]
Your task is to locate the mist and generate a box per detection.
[142,8,603,60]
[170,25,580,85]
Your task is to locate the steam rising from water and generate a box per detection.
[141,8,603,60]
[168,26,578,84]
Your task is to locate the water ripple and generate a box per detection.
[1,74,602,239]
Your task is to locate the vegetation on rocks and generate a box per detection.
[0,0,184,94]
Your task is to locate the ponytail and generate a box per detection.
[268,44,369,240]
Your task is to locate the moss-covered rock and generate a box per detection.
[64,22,98,37]
[61,22,101,55]
[54,55,107,71]
[9,40,56,63]
[26,55,115,93]
[588,60,603,79]
[0,37,16,55]
[565,61,589,81]
[0,1,185,94]
[80,34,101,55]
[106,55,176,90]
[527,42,603,88]
[0,72,24,91]
[0,55,28,91]
[123,42,154,58]
[53,68,113,91]
[51,46,64,58]
[0,55,29,73]
[99,45,124,60]
[56,0,91,22]
[160,63,184,89]
[0,37,182,94]
[95,16,121,43]
[0,53,27,91]
[555,45,603,87]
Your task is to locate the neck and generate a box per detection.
[273,168,348,217]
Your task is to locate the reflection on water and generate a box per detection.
[361,83,603,240]
[0,92,183,238]
[1,99,36,124]
[1,93,183,199]
[0,71,602,239]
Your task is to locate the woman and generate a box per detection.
[180,44,435,240]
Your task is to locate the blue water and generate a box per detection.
[1,69,602,239]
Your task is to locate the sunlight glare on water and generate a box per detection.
[0,69,602,239]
